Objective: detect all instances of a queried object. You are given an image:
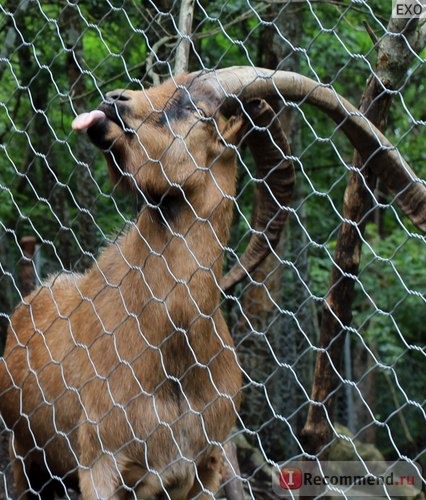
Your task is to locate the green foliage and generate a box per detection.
[0,0,424,466]
[354,225,425,359]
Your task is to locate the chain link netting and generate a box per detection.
[0,1,425,498]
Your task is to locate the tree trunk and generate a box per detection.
[62,4,99,271]
[300,16,425,458]
[12,4,73,270]
[174,0,195,74]
[0,231,13,352]
[18,236,37,297]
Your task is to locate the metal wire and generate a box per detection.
[0,1,424,498]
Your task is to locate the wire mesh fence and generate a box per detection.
[0,1,425,498]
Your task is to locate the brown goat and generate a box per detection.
[1,66,425,500]
[0,74,293,499]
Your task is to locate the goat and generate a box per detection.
[0,74,293,499]
[0,66,424,499]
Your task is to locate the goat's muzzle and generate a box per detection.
[101,90,133,131]
[72,90,133,150]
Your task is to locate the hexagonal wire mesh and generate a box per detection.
[0,0,425,498]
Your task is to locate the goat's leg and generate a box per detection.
[77,421,123,500]
[187,470,221,499]
[187,451,222,499]
[78,453,123,500]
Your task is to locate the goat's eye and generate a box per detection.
[194,108,207,120]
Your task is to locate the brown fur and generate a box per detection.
[0,76,249,498]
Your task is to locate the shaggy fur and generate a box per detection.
[0,76,253,499]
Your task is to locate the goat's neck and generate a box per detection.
[136,189,232,279]
[104,173,234,307]
[86,175,235,381]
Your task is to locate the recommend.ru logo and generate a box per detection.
[272,460,422,497]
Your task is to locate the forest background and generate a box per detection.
[0,0,425,492]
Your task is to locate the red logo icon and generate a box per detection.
[279,467,303,490]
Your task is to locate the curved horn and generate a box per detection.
[221,99,294,292]
[192,66,426,233]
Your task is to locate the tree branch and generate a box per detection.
[300,15,425,458]
[174,0,195,74]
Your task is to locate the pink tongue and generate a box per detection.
[72,110,106,131]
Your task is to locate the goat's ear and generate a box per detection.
[220,114,246,146]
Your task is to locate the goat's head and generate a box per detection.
[72,72,295,291]
[73,67,426,291]
[74,77,245,200]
